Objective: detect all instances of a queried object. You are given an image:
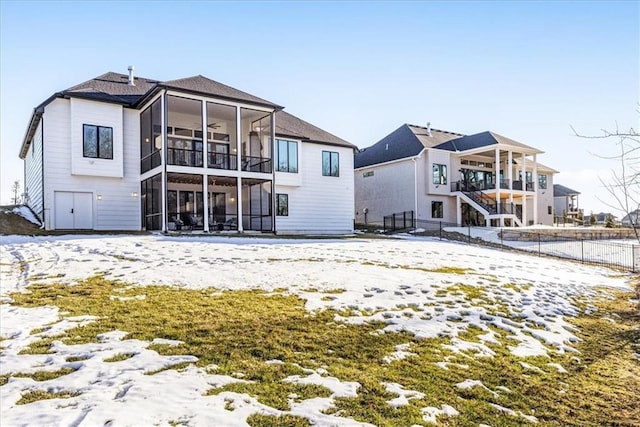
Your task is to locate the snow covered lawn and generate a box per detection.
[1,234,638,426]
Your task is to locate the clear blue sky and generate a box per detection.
[1,0,638,215]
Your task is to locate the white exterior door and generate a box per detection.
[54,191,93,229]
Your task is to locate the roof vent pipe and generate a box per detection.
[426,122,432,137]
[127,66,135,86]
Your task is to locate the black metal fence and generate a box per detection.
[383,211,414,232]
[378,211,639,272]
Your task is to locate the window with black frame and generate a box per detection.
[276,194,289,216]
[322,151,339,177]
[432,201,443,218]
[83,124,113,159]
[432,164,447,185]
[276,139,298,173]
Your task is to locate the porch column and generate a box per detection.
[456,195,462,226]
[237,177,244,232]
[507,151,513,203]
[161,93,167,232]
[202,101,208,169]
[236,107,242,171]
[495,147,501,212]
[203,175,209,232]
[532,154,538,224]
[521,153,527,226]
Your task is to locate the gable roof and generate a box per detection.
[275,111,355,148]
[355,124,462,169]
[553,184,580,197]
[434,131,541,154]
[158,75,282,109]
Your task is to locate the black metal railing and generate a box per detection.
[208,152,237,170]
[241,156,272,173]
[167,148,203,167]
[383,210,415,232]
[141,151,161,173]
[375,216,640,272]
[451,180,496,192]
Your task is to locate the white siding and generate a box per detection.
[276,143,354,234]
[70,98,124,178]
[42,99,140,230]
[24,120,44,220]
[354,158,416,225]
[536,173,554,225]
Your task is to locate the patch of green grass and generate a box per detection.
[12,367,76,381]
[246,414,310,427]
[211,382,331,411]
[16,390,80,405]
[9,276,640,426]
[65,355,90,362]
[144,361,193,375]
[103,353,136,362]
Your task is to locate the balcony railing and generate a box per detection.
[451,180,496,192]
[167,148,203,167]
[241,156,272,173]
[208,152,237,171]
[141,150,161,173]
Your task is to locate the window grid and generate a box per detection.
[276,193,289,216]
[432,164,447,185]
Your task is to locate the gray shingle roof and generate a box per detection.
[160,75,282,109]
[553,184,580,197]
[275,111,355,148]
[63,72,158,105]
[434,131,541,153]
[355,124,463,169]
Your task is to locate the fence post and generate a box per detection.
[500,227,503,247]
[468,224,471,243]
[538,233,541,256]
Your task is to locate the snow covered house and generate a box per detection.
[19,69,355,234]
[354,124,557,227]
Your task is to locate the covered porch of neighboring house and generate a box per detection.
[450,141,542,227]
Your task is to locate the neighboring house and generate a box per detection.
[354,124,557,227]
[621,209,640,227]
[553,184,581,221]
[585,212,616,225]
[19,69,355,234]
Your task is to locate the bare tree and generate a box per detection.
[573,122,640,241]
[11,180,21,205]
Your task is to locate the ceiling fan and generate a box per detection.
[207,122,221,129]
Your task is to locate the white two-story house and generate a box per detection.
[19,69,355,234]
[354,124,557,227]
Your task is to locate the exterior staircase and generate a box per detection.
[458,190,523,227]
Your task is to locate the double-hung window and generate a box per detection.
[322,151,339,177]
[433,164,447,185]
[83,124,113,159]
[276,139,298,172]
[432,201,443,218]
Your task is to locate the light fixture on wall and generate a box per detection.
[96,195,103,201]
[131,192,139,198]
[230,197,236,202]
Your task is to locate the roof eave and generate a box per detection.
[19,107,44,159]
[158,84,284,111]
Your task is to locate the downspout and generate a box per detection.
[40,116,45,228]
[271,111,276,234]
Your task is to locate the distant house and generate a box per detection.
[585,212,616,225]
[354,123,557,227]
[18,69,356,234]
[553,184,581,220]
[621,209,640,227]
